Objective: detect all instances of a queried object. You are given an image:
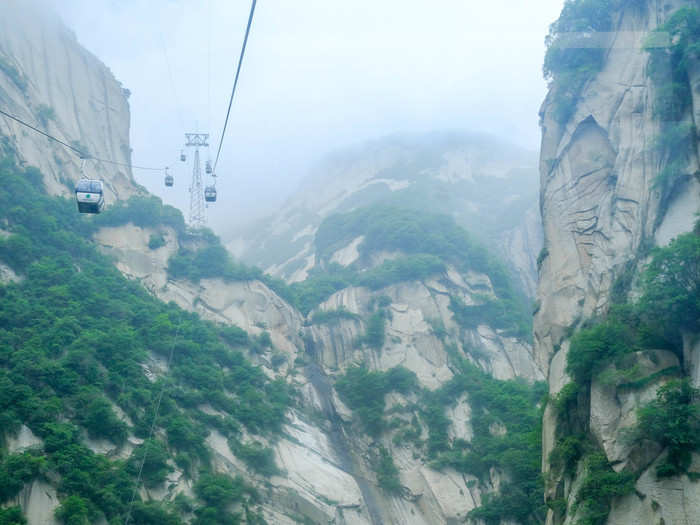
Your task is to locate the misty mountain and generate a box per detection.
[226,132,543,297]
[0,7,546,525]
[4,0,700,524]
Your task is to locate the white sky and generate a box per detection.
[49,0,564,231]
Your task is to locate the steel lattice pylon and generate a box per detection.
[185,133,209,228]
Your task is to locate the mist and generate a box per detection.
[48,0,564,232]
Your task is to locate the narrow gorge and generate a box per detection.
[0,4,545,524]
[0,1,699,525]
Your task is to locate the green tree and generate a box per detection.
[573,453,634,525]
[128,439,172,488]
[0,507,27,525]
[129,502,183,525]
[55,495,90,525]
[640,234,700,334]
[336,365,417,437]
[636,379,700,477]
[374,446,401,493]
[0,452,46,502]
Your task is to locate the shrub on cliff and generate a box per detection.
[543,0,614,123]
[573,453,635,525]
[567,231,700,383]
[635,379,700,477]
[336,365,418,436]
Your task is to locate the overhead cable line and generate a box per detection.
[0,107,86,157]
[123,317,183,525]
[90,156,164,172]
[212,0,257,172]
[0,107,165,171]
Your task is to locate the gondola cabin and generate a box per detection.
[204,185,217,202]
[180,151,186,162]
[165,173,174,187]
[205,161,212,174]
[75,179,105,214]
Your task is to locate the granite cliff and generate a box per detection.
[536,0,700,523]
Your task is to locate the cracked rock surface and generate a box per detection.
[536,2,700,524]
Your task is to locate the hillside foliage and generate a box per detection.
[307,205,532,337]
[0,158,285,524]
[335,354,547,523]
[544,0,648,123]
[336,365,418,437]
[544,0,614,123]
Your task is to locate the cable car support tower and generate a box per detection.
[185,133,209,228]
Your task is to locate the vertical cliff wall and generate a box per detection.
[0,0,141,202]
[537,0,700,523]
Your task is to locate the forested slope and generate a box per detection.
[0,157,288,524]
[0,3,551,523]
[0,150,548,524]
[226,133,542,297]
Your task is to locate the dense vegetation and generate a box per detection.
[636,379,700,478]
[0,506,26,525]
[0,158,288,523]
[309,306,360,325]
[373,446,402,494]
[335,365,418,437]
[428,356,547,525]
[571,453,635,525]
[335,353,547,523]
[315,206,509,285]
[307,205,532,336]
[568,232,700,384]
[449,293,531,341]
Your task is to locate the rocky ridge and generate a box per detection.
[93,219,543,524]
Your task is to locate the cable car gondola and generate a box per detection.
[75,179,105,214]
[205,160,212,174]
[180,150,186,162]
[164,168,173,187]
[204,185,217,202]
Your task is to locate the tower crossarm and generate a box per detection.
[185,133,209,147]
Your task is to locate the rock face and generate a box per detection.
[226,133,543,297]
[309,270,541,385]
[0,6,545,525]
[12,481,60,525]
[0,0,141,202]
[536,1,700,523]
[95,224,305,358]
[94,223,544,524]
